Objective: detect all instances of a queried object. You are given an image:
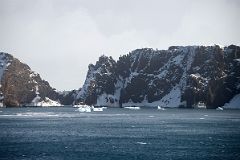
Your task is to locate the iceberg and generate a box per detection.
[216,107,223,110]
[92,107,103,112]
[157,106,166,110]
[75,105,92,112]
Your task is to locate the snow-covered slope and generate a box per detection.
[75,45,240,109]
[29,96,62,107]
[75,55,117,106]
[223,94,240,109]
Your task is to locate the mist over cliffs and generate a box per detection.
[0,45,239,108]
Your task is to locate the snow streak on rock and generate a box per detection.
[76,45,240,108]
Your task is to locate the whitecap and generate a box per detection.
[15,112,59,117]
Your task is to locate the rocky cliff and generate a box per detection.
[75,45,240,108]
[0,52,61,107]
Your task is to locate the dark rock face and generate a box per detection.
[75,55,118,106]
[58,90,78,105]
[205,45,240,108]
[1,45,239,108]
[0,52,60,107]
[76,45,240,108]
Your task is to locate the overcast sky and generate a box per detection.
[0,0,239,91]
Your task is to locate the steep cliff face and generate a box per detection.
[75,55,117,106]
[0,52,61,107]
[76,45,240,108]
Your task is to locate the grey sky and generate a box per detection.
[0,0,239,91]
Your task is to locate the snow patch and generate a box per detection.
[193,66,200,71]
[223,94,240,109]
[172,54,185,66]
[28,96,62,107]
[29,71,38,78]
[234,58,240,62]
[190,73,201,79]
[156,87,181,108]
[122,87,181,107]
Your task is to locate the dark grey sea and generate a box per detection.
[0,107,240,160]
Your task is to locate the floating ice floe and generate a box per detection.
[196,102,206,109]
[74,105,105,112]
[124,107,140,110]
[136,142,147,145]
[75,105,92,112]
[216,107,224,110]
[157,106,166,110]
[92,107,103,112]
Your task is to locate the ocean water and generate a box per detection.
[0,107,240,160]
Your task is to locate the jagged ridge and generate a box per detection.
[75,45,240,108]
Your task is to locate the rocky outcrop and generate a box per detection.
[75,45,240,109]
[0,52,61,107]
[1,45,239,108]
[75,55,117,106]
